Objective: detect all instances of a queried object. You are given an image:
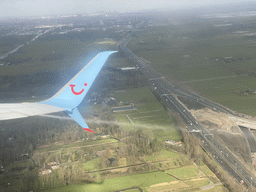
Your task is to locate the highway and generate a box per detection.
[118,23,256,190]
[152,79,254,189]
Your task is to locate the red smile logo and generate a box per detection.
[70,83,87,95]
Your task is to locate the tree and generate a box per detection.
[117,157,127,167]
[100,155,108,169]
[105,147,112,159]
[31,152,43,167]
[21,169,40,192]
[71,162,84,182]
[235,89,241,95]
[71,153,76,162]
[150,138,162,153]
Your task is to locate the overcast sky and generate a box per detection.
[0,0,254,18]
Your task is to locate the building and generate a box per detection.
[39,169,52,175]
[112,105,137,112]
[48,162,60,170]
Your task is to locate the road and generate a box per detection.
[118,22,256,190]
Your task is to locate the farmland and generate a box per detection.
[41,146,225,192]
[127,18,256,116]
[0,29,117,102]
[0,8,249,192]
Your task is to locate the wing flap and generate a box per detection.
[0,111,28,120]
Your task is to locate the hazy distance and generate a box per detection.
[1,0,254,18]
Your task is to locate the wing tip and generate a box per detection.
[83,128,95,133]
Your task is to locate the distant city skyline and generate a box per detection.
[0,0,254,18]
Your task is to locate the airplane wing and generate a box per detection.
[0,103,65,120]
[0,51,117,133]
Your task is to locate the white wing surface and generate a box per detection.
[0,103,65,120]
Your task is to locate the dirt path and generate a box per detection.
[200,182,223,190]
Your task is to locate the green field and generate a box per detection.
[136,50,236,82]
[127,23,256,116]
[142,149,180,161]
[166,165,199,180]
[42,171,176,192]
[37,145,225,192]
[1,38,117,76]
[112,87,181,141]
[83,157,101,171]
[188,76,256,115]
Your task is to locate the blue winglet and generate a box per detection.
[39,51,117,132]
[66,108,94,133]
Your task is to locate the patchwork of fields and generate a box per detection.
[39,82,226,191]
[127,23,256,116]
[1,15,246,192]
[42,146,225,192]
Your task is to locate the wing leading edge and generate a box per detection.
[0,51,117,133]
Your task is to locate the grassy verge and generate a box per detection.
[200,164,220,184]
